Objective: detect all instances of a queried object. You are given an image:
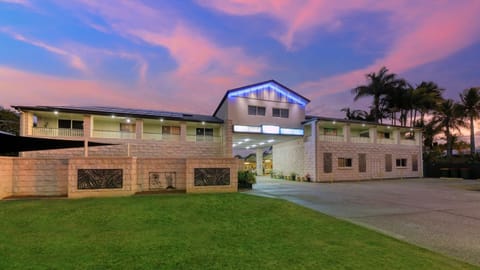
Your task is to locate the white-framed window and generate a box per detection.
[396,158,407,167]
[162,126,180,135]
[248,105,266,116]
[272,108,289,118]
[323,128,337,136]
[338,158,352,168]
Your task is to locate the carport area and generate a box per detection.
[248,177,480,266]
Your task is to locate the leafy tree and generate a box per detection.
[459,87,480,155]
[341,107,375,121]
[352,67,404,123]
[0,107,19,135]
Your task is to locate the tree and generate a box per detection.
[433,99,467,158]
[414,81,444,125]
[351,67,404,123]
[341,107,374,121]
[0,107,19,135]
[459,87,480,155]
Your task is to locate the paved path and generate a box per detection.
[247,177,480,266]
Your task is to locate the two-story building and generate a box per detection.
[3,80,422,199]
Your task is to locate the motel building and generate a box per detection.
[0,80,423,199]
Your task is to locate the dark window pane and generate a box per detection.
[58,119,71,129]
[205,128,213,136]
[281,109,289,118]
[248,106,256,115]
[72,120,83,129]
[272,108,280,117]
[412,155,418,171]
[196,128,204,136]
[257,107,266,116]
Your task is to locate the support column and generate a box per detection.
[343,124,351,143]
[369,127,377,144]
[224,120,233,157]
[256,148,263,176]
[135,119,143,140]
[393,129,401,144]
[180,122,187,142]
[83,115,92,139]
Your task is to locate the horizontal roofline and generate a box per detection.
[12,105,224,124]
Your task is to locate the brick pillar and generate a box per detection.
[180,122,187,142]
[83,115,92,139]
[369,127,377,144]
[135,119,143,140]
[223,120,233,157]
[343,124,350,143]
[393,129,401,144]
[19,111,33,136]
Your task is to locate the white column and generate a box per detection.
[256,148,263,176]
[369,127,377,144]
[343,124,351,143]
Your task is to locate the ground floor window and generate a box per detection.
[338,158,352,168]
[396,158,407,168]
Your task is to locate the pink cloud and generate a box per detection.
[0,66,156,109]
[1,29,89,73]
[297,0,480,109]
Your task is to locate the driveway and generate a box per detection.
[247,177,480,266]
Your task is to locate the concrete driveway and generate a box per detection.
[247,177,480,266]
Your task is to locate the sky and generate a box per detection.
[1,0,480,119]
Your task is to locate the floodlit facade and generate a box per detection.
[0,80,423,199]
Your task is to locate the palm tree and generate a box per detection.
[459,87,480,155]
[414,81,444,125]
[352,67,404,123]
[434,99,467,158]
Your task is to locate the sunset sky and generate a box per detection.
[1,0,479,118]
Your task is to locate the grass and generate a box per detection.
[0,193,477,270]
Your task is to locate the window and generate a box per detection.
[385,154,392,172]
[359,131,370,138]
[58,119,83,129]
[338,158,352,168]
[248,105,266,116]
[120,123,136,133]
[359,153,367,173]
[196,128,213,139]
[324,153,332,173]
[272,108,289,118]
[396,158,407,167]
[412,155,418,171]
[378,132,390,139]
[162,126,180,135]
[323,128,337,136]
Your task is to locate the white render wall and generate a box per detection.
[272,138,305,176]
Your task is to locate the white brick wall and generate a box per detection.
[273,138,305,177]
[315,141,422,182]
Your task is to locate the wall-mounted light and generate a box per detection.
[244,138,250,142]
[259,142,265,145]
[232,144,236,147]
[126,119,131,123]
[267,139,275,143]
[111,115,116,118]
[246,146,250,149]
[53,110,58,115]
[201,121,205,125]
[251,144,257,147]
[160,118,164,122]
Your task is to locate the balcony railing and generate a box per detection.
[318,134,344,142]
[32,127,84,137]
[401,139,417,145]
[350,136,371,143]
[186,135,222,143]
[143,132,181,141]
[92,130,135,139]
[378,138,395,144]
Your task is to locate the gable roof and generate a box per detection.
[12,105,223,124]
[213,80,310,117]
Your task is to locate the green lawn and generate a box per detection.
[0,193,476,270]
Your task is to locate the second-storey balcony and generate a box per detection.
[32,127,84,137]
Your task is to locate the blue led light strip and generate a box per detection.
[227,82,307,106]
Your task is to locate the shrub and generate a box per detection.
[238,170,256,184]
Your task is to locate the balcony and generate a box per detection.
[143,132,181,142]
[186,135,222,143]
[378,138,395,144]
[350,136,371,143]
[318,134,344,142]
[92,130,135,139]
[32,127,84,137]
